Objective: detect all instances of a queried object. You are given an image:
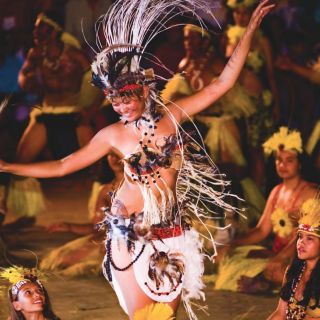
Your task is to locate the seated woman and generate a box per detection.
[40,152,123,277]
[215,127,317,292]
[0,266,60,320]
[0,0,274,318]
[267,198,320,319]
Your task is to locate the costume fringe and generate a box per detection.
[7,177,45,217]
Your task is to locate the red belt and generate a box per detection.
[151,225,183,240]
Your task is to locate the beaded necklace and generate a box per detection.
[286,262,307,320]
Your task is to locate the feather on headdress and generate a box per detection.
[0,266,47,297]
[298,198,320,237]
[91,0,218,96]
[262,127,303,156]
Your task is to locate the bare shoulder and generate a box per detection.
[302,182,318,199]
[93,122,122,144]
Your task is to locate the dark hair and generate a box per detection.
[280,252,320,310]
[8,280,60,320]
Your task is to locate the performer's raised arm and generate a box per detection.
[171,0,275,121]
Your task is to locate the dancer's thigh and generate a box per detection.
[15,121,47,163]
[111,240,180,319]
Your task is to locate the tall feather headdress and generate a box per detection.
[298,197,320,237]
[91,0,218,96]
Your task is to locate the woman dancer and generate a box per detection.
[226,0,279,188]
[0,0,273,318]
[267,198,320,319]
[0,266,60,320]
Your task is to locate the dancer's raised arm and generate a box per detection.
[171,0,275,121]
[0,126,113,178]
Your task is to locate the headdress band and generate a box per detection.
[37,13,63,32]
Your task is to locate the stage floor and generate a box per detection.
[1,173,277,319]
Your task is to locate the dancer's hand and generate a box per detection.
[247,0,275,33]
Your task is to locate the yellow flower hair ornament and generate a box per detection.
[271,207,294,238]
[227,0,257,9]
[0,266,47,297]
[133,302,175,320]
[298,198,320,237]
[262,127,303,156]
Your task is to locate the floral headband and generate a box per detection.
[0,266,46,297]
[262,127,303,156]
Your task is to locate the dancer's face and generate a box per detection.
[13,283,45,314]
[183,30,211,58]
[233,7,251,27]
[110,87,148,122]
[184,30,202,57]
[275,150,300,180]
[297,232,320,261]
[33,18,54,46]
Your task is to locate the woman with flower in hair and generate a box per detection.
[0,266,60,320]
[267,198,320,320]
[215,127,317,293]
[0,0,274,318]
[226,0,280,189]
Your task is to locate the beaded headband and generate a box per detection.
[298,198,320,237]
[262,127,303,156]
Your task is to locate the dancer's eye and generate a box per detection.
[113,219,118,224]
